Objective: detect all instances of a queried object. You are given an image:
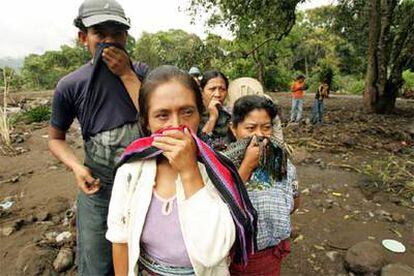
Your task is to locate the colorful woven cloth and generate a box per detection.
[223,136,289,182]
[116,126,257,265]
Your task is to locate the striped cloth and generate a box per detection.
[116,126,257,265]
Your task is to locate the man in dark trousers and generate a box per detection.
[48,0,149,274]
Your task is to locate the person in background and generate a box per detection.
[311,80,330,125]
[199,70,231,150]
[48,0,149,274]
[224,95,300,275]
[290,75,307,124]
[189,66,202,86]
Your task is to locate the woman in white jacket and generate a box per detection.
[106,66,255,276]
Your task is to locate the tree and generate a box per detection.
[364,0,414,113]
[188,0,304,83]
[335,0,414,113]
[21,44,90,90]
[133,29,204,71]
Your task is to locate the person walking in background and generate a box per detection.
[290,75,307,124]
[311,80,330,125]
[48,0,149,274]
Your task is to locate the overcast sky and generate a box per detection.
[0,0,334,58]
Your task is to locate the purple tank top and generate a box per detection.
[140,191,192,267]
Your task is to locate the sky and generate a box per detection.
[0,0,335,59]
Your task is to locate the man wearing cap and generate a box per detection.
[48,0,149,274]
[189,66,202,86]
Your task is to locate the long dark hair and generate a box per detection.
[200,70,229,90]
[139,65,204,135]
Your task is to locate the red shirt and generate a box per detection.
[291,81,306,99]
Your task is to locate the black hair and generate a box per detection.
[231,95,278,127]
[200,70,229,90]
[296,74,305,80]
[139,65,204,135]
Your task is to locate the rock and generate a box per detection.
[311,184,323,194]
[326,251,339,262]
[375,210,392,222]
[391,213,406,224]
[324,199,335,209]
[372,194,383,204]
[53,247,74,272]
[381,263,414,276]
[318,161,327,169]
[384,142,403,153]
[374,142,383,149]
[56,231,72,243]
[339,134,356,147]
[343,205,352,212]
[36,210,50,221]
[44,231,59,242]
[294,148,312,163]
[301,188,310,195]
[389,196,402,205]
[313,199,323,208]
[16,244,56,275]
[46,196,70,215]
[344,241,386,275]
[1,219,24,236]
[1,225,16,236]
[51,215,61,224]
[25,214,36,223]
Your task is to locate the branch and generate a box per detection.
[244,13,296,57]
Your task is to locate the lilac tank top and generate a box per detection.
[140,191,192,267]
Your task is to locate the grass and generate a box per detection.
[362,155,414,202]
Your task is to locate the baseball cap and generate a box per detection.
[189,66,201,76]
[75,0,130,28]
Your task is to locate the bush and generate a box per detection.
[402,70,414,89]
[335,75,365,94]
[22,105,51,123]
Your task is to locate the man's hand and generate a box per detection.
[72,164,101,195]
[101,46,141,110]
[102,46,133,78]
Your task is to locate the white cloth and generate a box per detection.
[106,159,236,276]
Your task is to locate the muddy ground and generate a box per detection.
[0,91,413,275]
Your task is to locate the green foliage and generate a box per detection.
[335,75,365,95]
[21,105,51,123]
[362,156,414,200]
[317,62,334,86]
[21,44,90,90]
[402,70,414,89]
[132,29,204,71]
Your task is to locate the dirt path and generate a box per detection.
[0,92,413,275]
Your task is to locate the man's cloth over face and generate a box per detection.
[51,43,148,140]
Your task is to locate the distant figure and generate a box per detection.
[188,66,201,86]
[290,75,307,123]
[311,80,330,125]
